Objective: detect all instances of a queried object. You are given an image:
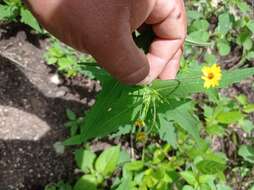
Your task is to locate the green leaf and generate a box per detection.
[247,20,254,33]
[46,57,58,65]
[187,140,209,159]
[217,40,231,56]
[182,186,195,190]
[217,184,232,190]
[112,125,132,138]
[158,101,200,142]
[204,54,217,65]
[187,10,202,21]
[243,104,254,113]
[118,150,131,166]
[63,135,82,146]
[20,7,42,32]
[196,160,226,174]
[180,171,198,186]
[74,175,97,190]
[95,146,120,176]
[198,175,216,184]
[44,185,57,190]
[152,67,254,99]
[238,145,254,163]
[206,125,225,136]
[199,183,212,190]
[158,114,177,148]
[58,56,76,70]
[153,149,166,164]
[216,111,244,124]
[236,95,248,105]
[0,5,16,20]
[216,13,232,35]
[239,120,254,134]
[220,68,254,88]
[244,38,253,50]
[66,109,77,121]
[237,29,252,46]
[116,178,137,190]
[81,78,142,142]
[188,31,210,43]
[75,149,96,173]
[78,64,109,82]
[246,51,254,61]
[48,42,65,58]
[190,19,209,32]
[124,161,144,172]
[237,2,251,13]
[151,79,181,97]
[203,152,227,165]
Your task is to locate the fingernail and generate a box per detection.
[137,74,153,85]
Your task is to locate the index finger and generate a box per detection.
[139,0,186,84]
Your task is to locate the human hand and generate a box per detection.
[25,0,186,84]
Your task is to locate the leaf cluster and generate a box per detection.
[0,0,42,33]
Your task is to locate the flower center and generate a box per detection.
[208,72,214,79]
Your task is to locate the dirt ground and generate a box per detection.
[0,23,98,190]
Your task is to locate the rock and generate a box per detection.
[55,90,66,98]
[49,74,63,85]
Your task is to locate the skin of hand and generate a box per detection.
[25,0,187,84]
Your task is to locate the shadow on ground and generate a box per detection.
[0,22,44,48]
[0,55,94,190]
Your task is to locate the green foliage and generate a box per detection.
[61,65,254,189]
[44,181,72,190]
[185,0,254,63]
[238,145,254,164]
[64,66,254,145]
[0,0,42,33]
[95,146,120,176]
[64,109,84,137]
[75,149,96,173]
[203,94,254,136]
[43,0,254,189]
[158,117,177,148]
[44,40,99,78]
[72,146,121,190]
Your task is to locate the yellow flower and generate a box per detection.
[136,132,146,142]
[134,119,145,128]
[202,64,222,88]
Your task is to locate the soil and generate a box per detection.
[0,23,98,190]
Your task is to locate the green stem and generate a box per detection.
[185,38,212,47]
